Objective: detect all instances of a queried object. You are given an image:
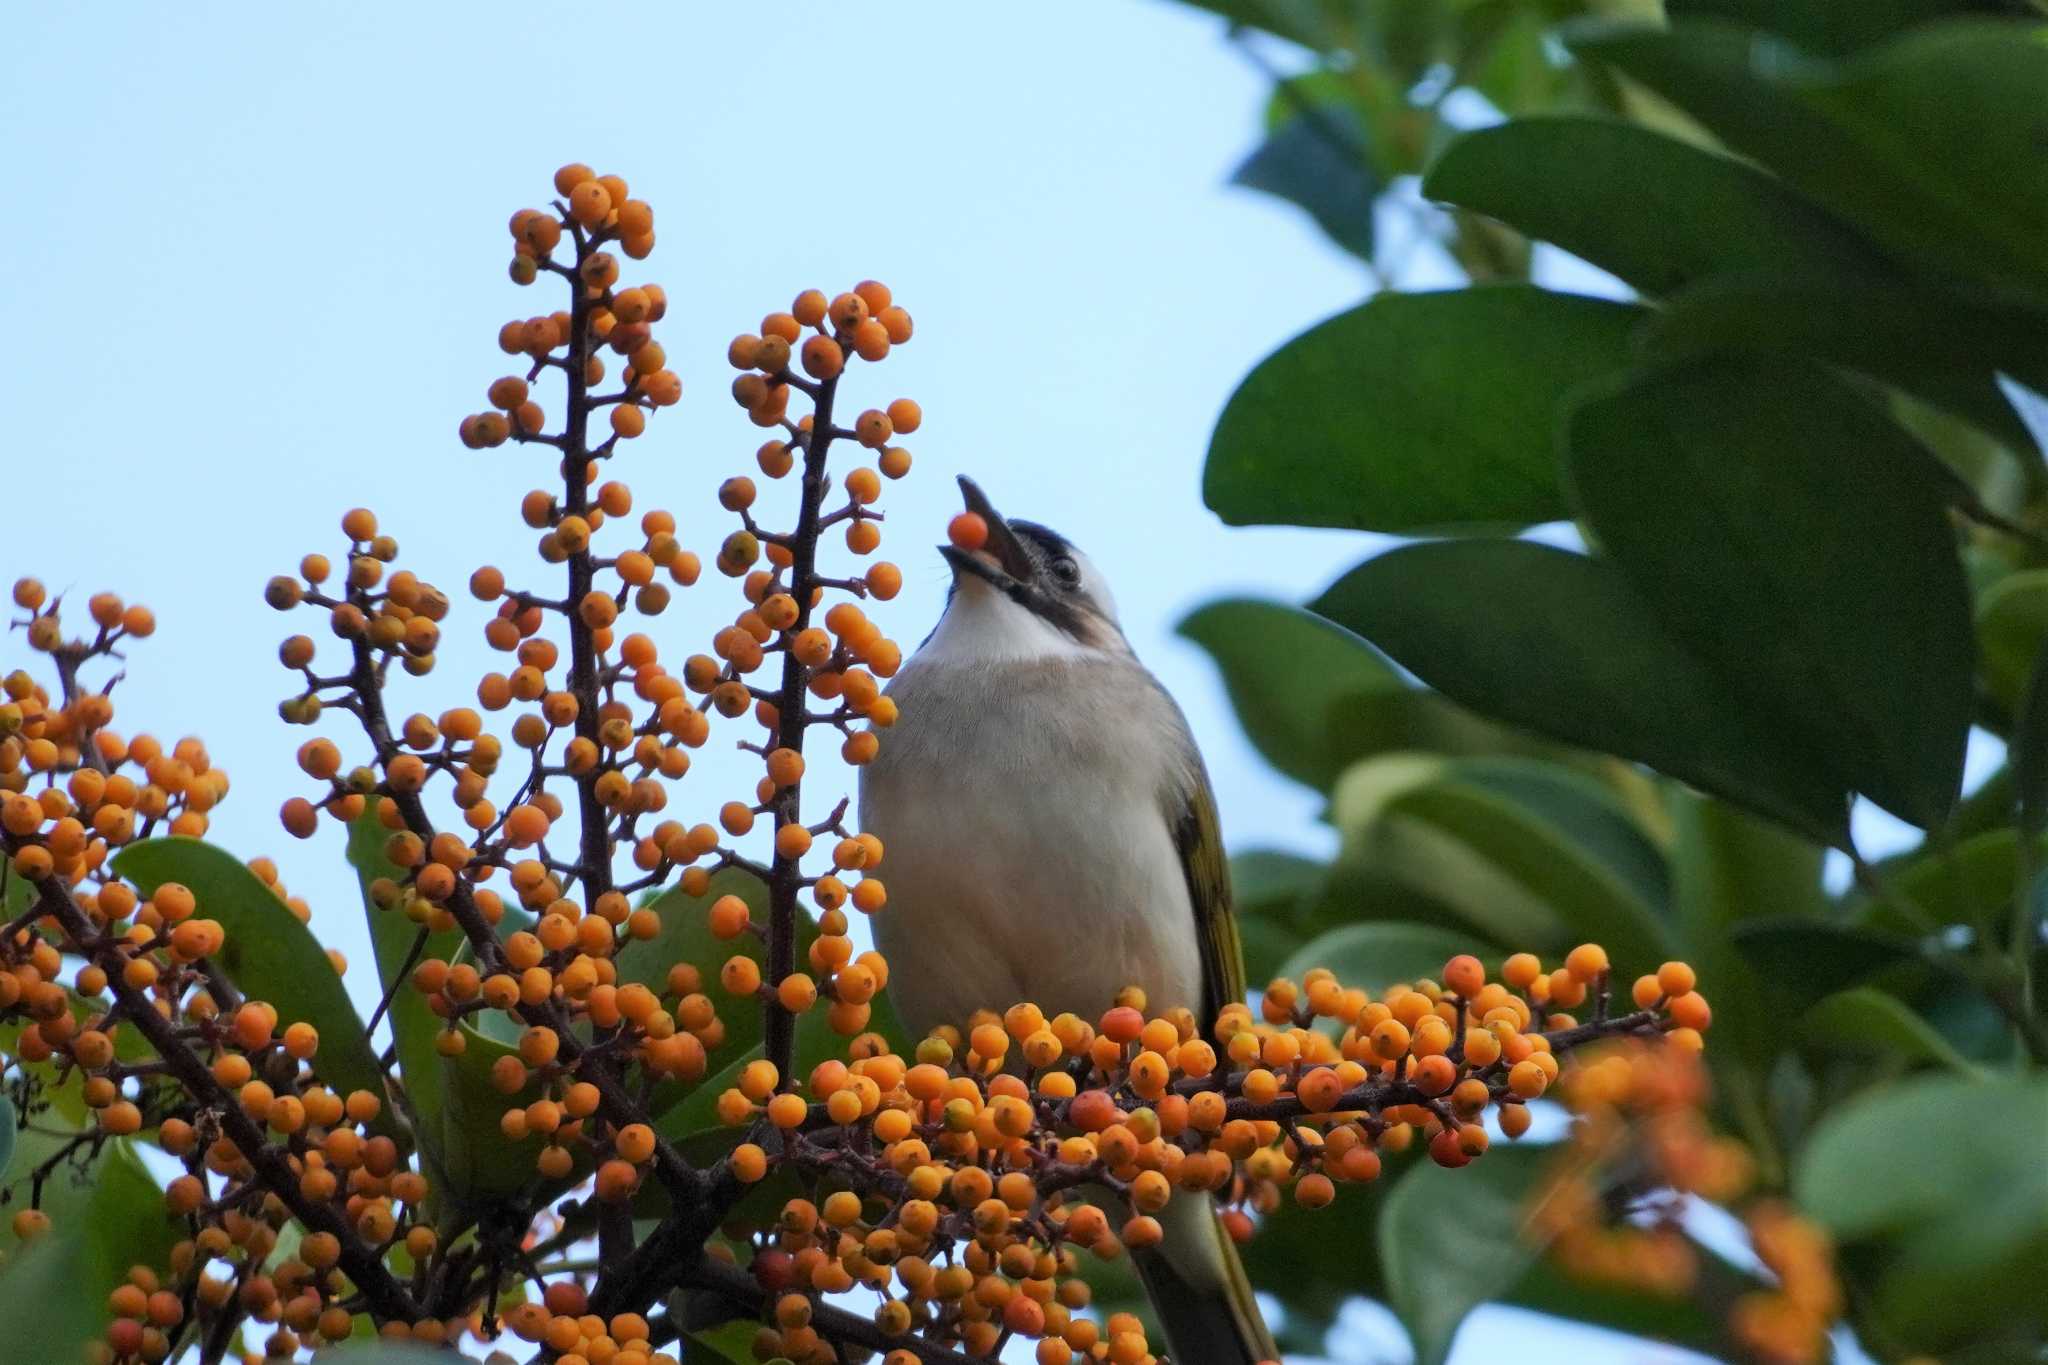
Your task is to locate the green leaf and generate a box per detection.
[681,1319,762,1365]
[1167,0,1335,49]
[1796,1071,2047,1268]
[1423,116,1888,297]
[0,1094,13,1181]
[615,870,803,1114]
[1380,1144,1547,1365]
[1668,793,1827,1072]
[1228,849,1326,984]
[111,838,391,1133]
[1667,0,2027,58]
[2014,635,2048,843]
[1178,599,1554,790]
[1729,918,1922,996]
[1343,757,1679,970]
[1565,356,1974,830]
[1204,286,1643,533]
[1977,568,2048,713]
[1882,828,2042,934]
[1279,920,1496,993]
[1178,598,1404,789]
[0,1139,181,1362]
[1232,106,1377,261]
[1640,273,2048,454]
[346,803,459,1164]
[1313,540,1850,842]
[1798,986,1986,1074]
[1568,21,2048,292]
[302,1345,446,1364]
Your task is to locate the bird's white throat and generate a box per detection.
[915,576,1101,665]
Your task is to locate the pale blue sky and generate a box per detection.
[3,5,1758,1361]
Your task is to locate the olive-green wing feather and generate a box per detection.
[1169,768,1244,1035]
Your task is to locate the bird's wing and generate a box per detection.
[1167,764,1244,1034]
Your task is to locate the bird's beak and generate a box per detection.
[941,475,1036,587]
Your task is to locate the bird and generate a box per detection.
[859,475,1278,1365]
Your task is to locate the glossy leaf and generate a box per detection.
[112,837,390,1130]
[1232,107,1377,261]
[1568,22,2048,292]
[1799,986,1986,1075]
[1729,918,1922,997]
[1205,287,1643,533]
[1666,0,2026,55]
[1278,920,1495,993]
[1380,1144,1546,1365]
[1566,357,1974,830]
[1314,540,1850,842]
[1424,116,1887,296]
[1640,273,2048,454]
[347,803,460,1164]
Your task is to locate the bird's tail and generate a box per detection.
[1133,1194,1279,1365]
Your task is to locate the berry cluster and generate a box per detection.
[1,163,1743,1365]
[691,951,1705,1363]
[1532,1039,1839,1365]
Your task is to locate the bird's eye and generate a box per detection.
[1049,556,1081,587]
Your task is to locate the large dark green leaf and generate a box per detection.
[1568,21,2048,292]
[1423,116,1888,296]
[1205,287,1643,533]
[1232,107,1377,261]
[1313,540,1850,842]
[1380,1144,1547,1365]
[1882,828,2041,935]
[1565,357,1974,830]
[1667,0,2031,58]
[1728,918,1922,996]
[1641,273,2048,453]
[112,838,389,1129]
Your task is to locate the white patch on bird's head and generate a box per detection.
[916,534,1129,666]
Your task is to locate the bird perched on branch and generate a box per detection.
[860,476,1278,1365]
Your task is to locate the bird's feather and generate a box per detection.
[1168,771,1244,1035]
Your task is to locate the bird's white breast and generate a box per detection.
[858,653,1205,1038]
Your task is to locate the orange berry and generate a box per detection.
[1657,961,1697,997]
[948,513,988,552]
[1565,943,1610,981]
[1442,954,1485,998]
